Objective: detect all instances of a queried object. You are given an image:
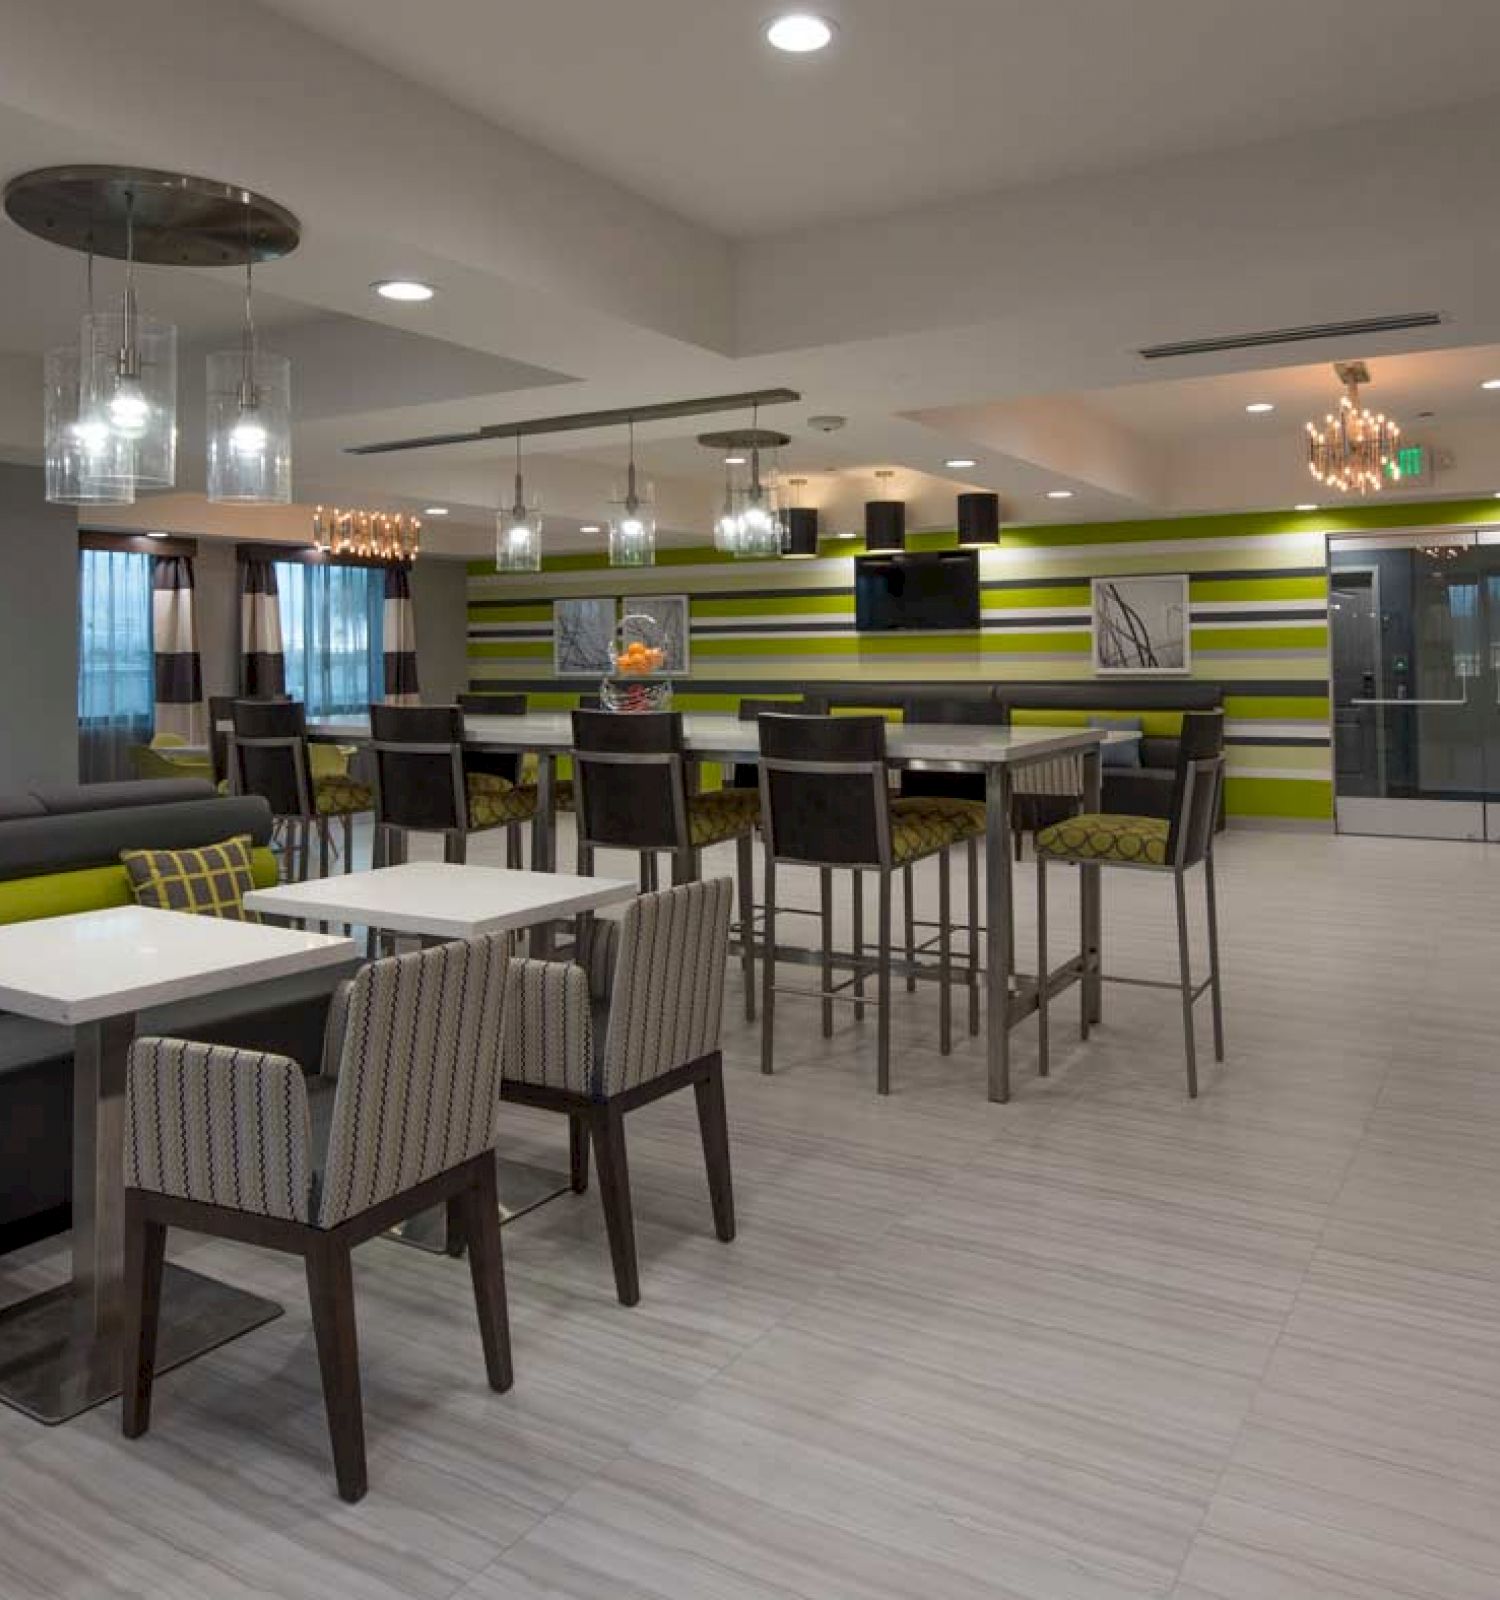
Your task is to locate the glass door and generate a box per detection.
[1328,530,1487,840]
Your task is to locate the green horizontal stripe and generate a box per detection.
[1190,625,1327,651]
[1189,575,1327,601]
[694,591,852,618]
[1224,694,1329,720]
[467,602,553,623]
[1225,775,1334,820]
[469,640,553,659]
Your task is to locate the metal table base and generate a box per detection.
[0,1264,281,1425]
[389,1155,573,1255]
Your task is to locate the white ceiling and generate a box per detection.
[5,0,1500,554]
[261,0,1500,236]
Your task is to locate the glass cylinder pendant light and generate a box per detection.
[608,417,656,567]
[81,192,177,490]
[44,345,135,506]
[733,409,783,558]
[207,235,291,503]
[713,458,741,553]
[495,435,543,572]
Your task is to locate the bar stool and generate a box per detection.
[230,699,372,880]
[756,713,982,1094]
[1035,711,1226,1096]
[571,709,758,1015]
[368,703,537,868]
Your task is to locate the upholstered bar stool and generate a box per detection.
[368,703,536,869]
[231,699,372,880]
[756,713,981,1094]
[1034,711,1226,1096]
[571,709,758,1015]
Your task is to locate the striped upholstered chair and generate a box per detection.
[501,878,736,1307]
[120,936,514,1503]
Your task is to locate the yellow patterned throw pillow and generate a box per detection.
[120,834,262,922]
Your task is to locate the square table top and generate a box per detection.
[243,862,637,941]
[0,905,357,1026]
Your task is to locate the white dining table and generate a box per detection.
[0,905,357,1423]
[245,862,637,1247]
[275,711,1114,1103]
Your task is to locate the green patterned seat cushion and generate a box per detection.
[313,773,374,816]
[686,787,760,848]
[1036,812,1169,866]
[120,834,264,921]
[888,796,985,862]
[466,771,540,827]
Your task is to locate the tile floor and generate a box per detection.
[2,824,1498,1598]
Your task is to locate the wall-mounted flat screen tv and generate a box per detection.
[854,549,981,632]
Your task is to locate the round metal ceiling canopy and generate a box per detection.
[3,165,301,266]
[696,428,792,450]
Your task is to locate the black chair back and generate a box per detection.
[758,714,890,869]
[572,710,689,854]
[899,695,1011,802]
[369,704,467,833]
[231,699,312,819]
[1167,711,1225,868]
[213,693,288,789]
[732,696,803,789]
[457,692,526,784]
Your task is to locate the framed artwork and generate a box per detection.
[619,594,691,676]
[1091,574,1191,676]
[552,597,617,677]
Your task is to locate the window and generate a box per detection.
[275,561,385,717]
[78,547,154,781]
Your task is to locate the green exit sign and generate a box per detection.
[1385,445,1427,482]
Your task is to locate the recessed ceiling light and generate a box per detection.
[765,13,835,52]
[1483,379,1500,391]
[723,454,747,465]
[1294,503,1318,512]
[579,523,602,533]
[1245,401,1275,414]
[372,279,436,302]
[1046,489,1074,500]
[945,457,978,470]
[145,529,169,539]
[423,506,448,516]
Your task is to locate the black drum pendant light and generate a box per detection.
[864,470,905,552]
[956,491,1001,549]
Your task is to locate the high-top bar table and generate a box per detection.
[0,906,356,1422]
[276,712,1112,1104]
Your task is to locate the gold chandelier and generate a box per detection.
[1305,362,1401,495]
[311,505,421,562]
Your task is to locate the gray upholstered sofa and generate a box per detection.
[0,778,357,1253]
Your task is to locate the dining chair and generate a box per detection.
[1034,710,1226,1095]
[120,935,514,1502]
[756,713,983,1093]
[230,699,371,880]
[571,710,758,1016]
[500,878,734,1306]
[368,703,536,869]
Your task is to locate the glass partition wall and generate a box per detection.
[1329,528,1500,839]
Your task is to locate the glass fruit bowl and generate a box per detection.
[600,612,673,713]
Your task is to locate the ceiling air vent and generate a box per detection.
[1138,313,1443,361]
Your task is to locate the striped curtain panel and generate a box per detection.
[150,556,204,745]
[382,563,421,704]
[239,554,287,697]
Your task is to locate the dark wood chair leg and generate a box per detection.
[692,1056,736,1243]
[590,1104,640,1306]
[305,1236,368,1503]
[120,1192,167,1440]
[569,1113,591,1193]
[459,1156,513,1393]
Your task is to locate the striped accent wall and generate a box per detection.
[466,498,1500,823]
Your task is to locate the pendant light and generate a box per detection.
[45,255,134,505]
[207,211,291,503]
[734,406,783,559]
[495,434,543,572]
[81,189,177,490]
[956,491,1000,549]
[713,456,741,552]
[608,416,656,567]
[865,469,905,552]
[781,478,818,558]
